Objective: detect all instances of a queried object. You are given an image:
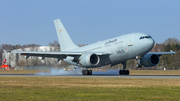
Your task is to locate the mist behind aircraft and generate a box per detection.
[36,68,119,76]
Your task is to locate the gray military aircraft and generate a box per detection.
[11,19,176,75]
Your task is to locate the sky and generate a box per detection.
[0,0,180,46]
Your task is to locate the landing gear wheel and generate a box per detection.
[124,70,129,75]
[82,70,93,75]
[126,70,129,75]
[119,70,129,75]
[89,70,92,75]
[136,64,142,68]
[85,70,89,75]
[82,70,85,75]
[119,70,123,75]
[136,64,139,68]
[122,70,125,75]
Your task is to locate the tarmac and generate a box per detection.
[0,74,180,79]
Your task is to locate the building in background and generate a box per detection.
[2,46,62,68]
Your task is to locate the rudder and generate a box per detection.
[54,19,78,51]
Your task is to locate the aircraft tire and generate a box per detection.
[89,70,92,75]
[82,70,85,75]
[82,70,92,75]
[126,70,129,75]
[119,70,123,75]
[122,70,126,75]
[119,70,129,75]
[85,70,89,75]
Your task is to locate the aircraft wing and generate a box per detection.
[147,51,176,56]
[11,50,112,61]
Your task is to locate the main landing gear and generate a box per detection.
[82,70,92,75]
[119,70,129,75]
[119,61,130,75]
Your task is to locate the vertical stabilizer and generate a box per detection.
[54,19,78,51]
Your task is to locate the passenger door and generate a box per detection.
[128,35,134,46]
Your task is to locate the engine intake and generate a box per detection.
[79,54,100,67]
[141,54,159,67]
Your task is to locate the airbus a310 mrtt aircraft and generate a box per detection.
[11,19,176,75]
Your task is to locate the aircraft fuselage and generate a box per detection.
[64,33,155,68]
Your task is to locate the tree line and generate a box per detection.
[0,38,180,70]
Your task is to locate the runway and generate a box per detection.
[0,74,180,79]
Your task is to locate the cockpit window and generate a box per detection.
[139,35,152,40]
[140,37,144,39]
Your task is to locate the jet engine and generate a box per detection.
[141,54,159,67]
[79,54,100,67]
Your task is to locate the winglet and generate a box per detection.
[3,49,12,53]
[3,49,7,53]
[170,50,176,56]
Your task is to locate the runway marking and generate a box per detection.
[0,74,180,79]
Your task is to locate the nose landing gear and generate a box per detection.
[136,57,142,68]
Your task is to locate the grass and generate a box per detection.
[0,77,180,101]
[1,70,180,75]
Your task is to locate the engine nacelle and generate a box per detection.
[79,54,100,67]
[141,54,159,67]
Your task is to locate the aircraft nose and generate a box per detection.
[148,38,155,49]
[141,38,155,52]
[151,38,155,46]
